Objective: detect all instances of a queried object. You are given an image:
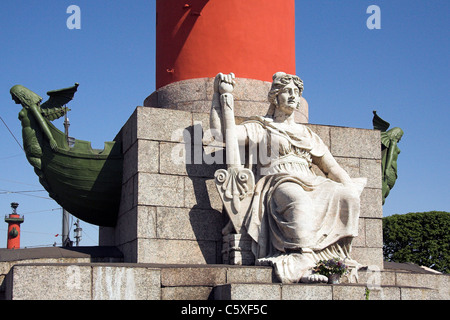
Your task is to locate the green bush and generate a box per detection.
[383,211,450,273]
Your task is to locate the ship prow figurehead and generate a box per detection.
[11,83,123,227]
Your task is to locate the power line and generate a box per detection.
[20,230,59,236]
[20,208,61,215]
[0,188,52,200]
[0,178,41,188]
[0,115,24,151]
[0,153,22,160]
[0,228,56,236]
[0,190,46,194]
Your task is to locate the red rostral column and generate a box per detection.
[5,202,24,249]
[156,0,296,89]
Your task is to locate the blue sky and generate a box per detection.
[0,1,448,248]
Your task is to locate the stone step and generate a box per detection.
[2,262,447,300]
[157,264,274,300]
[3,263,274,300]
[214,283,439,300]
[357,266,449,299]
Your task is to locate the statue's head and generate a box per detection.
[267,72,304,117]
[10,85,42,107]
[390,127,404,142]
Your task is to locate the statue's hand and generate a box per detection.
[49,138,58,150]
[214,73,235,94]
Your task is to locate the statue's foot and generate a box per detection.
[300,274,328,284]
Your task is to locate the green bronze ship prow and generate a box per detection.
[10,83,122,227]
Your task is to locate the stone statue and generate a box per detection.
[10,84,123,227]
[373,111,403,205]
[211,72,367,283]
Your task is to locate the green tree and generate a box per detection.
[383,211,450,273]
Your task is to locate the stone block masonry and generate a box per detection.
[100,106,227,264]
[99,104,384,269]
[5,262,445,300]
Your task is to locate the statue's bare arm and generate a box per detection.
[313,151,352,186]
[29,104,57,150]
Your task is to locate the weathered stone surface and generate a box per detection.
[351,247,384,269]
[3,261,447,300]
[144,77,309,122]
[365,218,383,248]
[137,238,218,264]
[113,206,139,245]
[282,284,332,300]
[400,287,439,300]
[225,266,273,284]
[332,284,367,300]
[161,266,227,287]
[161,286,213,300]
[215,283,282,300]
[122,139,160,182]
[358,268,397,286]
[330,126,380,159]
[184,177,223,211]
[350,217,383,254]
[7,264,92,300]
[156,207,222,241]
[157,78,208,106]
[159,141,189,176]
[335,157,360,179]
[118,240,138,263]
[352,218,366,248]
[92,266,160,300]
[118,175,134,214]
[137,206,157,239]
[102,206,154,250]
[365,286,401,300]
[395,272,449,300]
[137,139,160,173]
[160,141,224,177]
[137,173,184,207]
[136,107,192,142]
[360,188,383,218]
[360,158,382,189]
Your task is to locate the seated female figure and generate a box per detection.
[211,72,366,283]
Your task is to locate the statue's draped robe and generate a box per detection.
[241,117,366,281]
